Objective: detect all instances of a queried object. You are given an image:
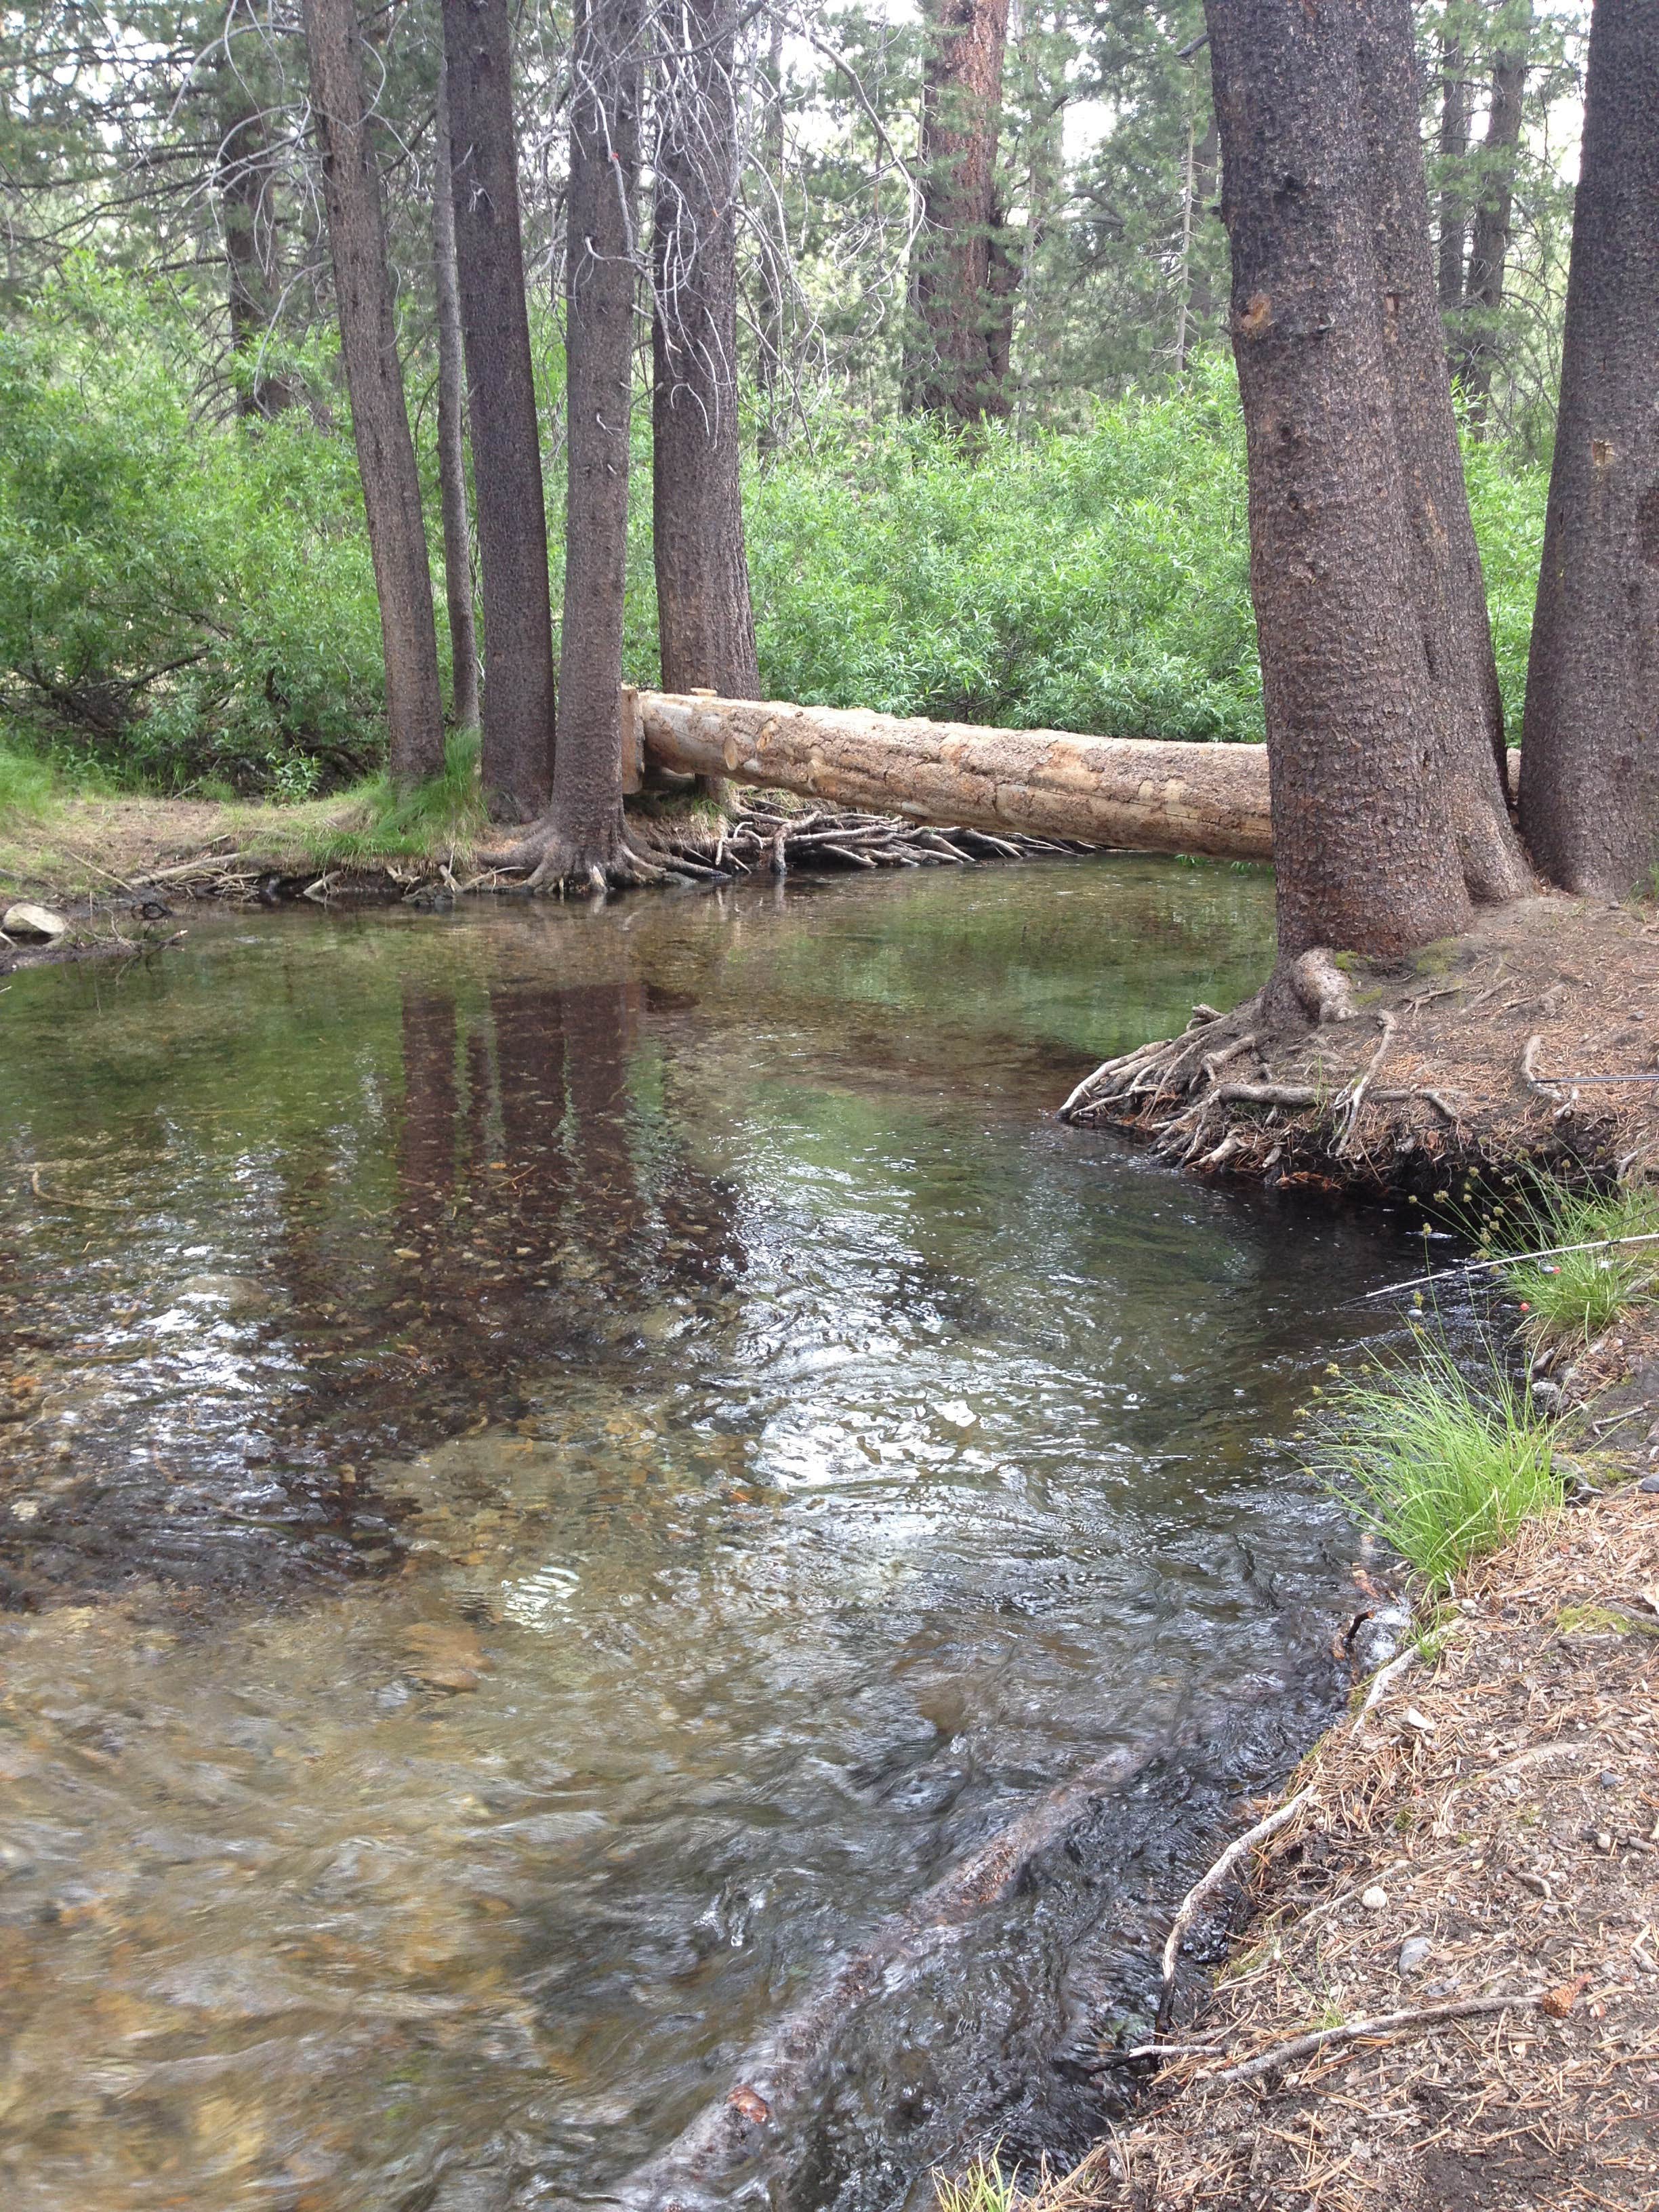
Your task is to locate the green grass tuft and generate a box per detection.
[935,2154,1022,2212]
[308,731,489,866]
[1492,1181,1659,1353]
[1314,1337,1559,1591]
[0,743,58,820]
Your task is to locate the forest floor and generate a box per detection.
[1064,894,1659,1195]
[1031,1322,1659,2212]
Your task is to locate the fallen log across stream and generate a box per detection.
[632,689,1274,861]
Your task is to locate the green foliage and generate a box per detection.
[745,362,1548,744]
[0,264,390,794]
[1313,1336,1559,1591]
[0,739,60,819]
[317,730,490,865]
[1490,1181,1659,1353]
[933,2154,1021,2212]
[1461,434,1550,735]
[0,276,1553,798]
[747,363,1261,739]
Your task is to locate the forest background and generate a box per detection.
[0,0,1582,804]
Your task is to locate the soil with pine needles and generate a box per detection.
[1008,1325,1659,2212]
[1063,893,1659,1195]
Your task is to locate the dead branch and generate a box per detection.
[1211,1989,1547,2087]
[1156,1788,1314,2035]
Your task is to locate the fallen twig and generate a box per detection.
[1336,1010,1397,1155]
[1210,1990,1545,2087]
[1157,1788,1313,2035]
[1358,1230,1659,1305]
[1351,1646,1418,1736]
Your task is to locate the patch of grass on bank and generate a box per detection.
[302,732,490,869]
[934,2156,1020,2212]
[1494,1182,1659,1354]
[0,743,58,820]
[1314,1337,1559,1591]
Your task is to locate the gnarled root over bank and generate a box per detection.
[1058,896,1659,1194]
[477,795,1091,893]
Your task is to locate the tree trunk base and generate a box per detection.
[1059,895,1659,1197]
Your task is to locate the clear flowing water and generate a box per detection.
[0,860,1418,2212]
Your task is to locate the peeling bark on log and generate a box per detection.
[638,691,1274,861]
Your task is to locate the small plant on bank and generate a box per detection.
[309,730,488,866]
[1313,1336,1559,1591]
[1493,1180,1659,1354]
[934,2152,1021,2212]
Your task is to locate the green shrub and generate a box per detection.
[0,264,389,793]
[1492,1181,1659,1353]
[1314,1337,1559,1591]
[0,281,1553,796]
[744,363,1549,743]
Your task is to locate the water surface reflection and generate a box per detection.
[0,861,1416,2210]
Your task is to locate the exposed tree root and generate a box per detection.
[1058,900,1659,1196]
[480,795,1094,894]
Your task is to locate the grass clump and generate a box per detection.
[1493,1181,1659,1353]
[935,2156,1021,2212]
[0,741,58,820]
[306,731,489,867]
[1314,1338,1559,1591]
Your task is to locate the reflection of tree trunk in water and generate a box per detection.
[396,991,458,1268]
[560,983,647,1254]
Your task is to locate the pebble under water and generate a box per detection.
[0,859,1425,2211]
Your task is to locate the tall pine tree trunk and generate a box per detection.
[651,0,760,705]
[302,0,445,789]
[905,0,1012,426]
[1456,7,1531,428]
[1204,0,1472,964]
[525,0,644,880]
[1354,0,1528,904]
[433,58,480,735]
[1519,0,1659,896]
[1435,28,1469,313]
[441,0,556,819]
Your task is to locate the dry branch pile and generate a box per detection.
[626,796,1092,878]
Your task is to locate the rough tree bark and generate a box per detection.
[487,0,648,884]
[433,57,480,734]
[1204,0,1473,963]
[1519,0,1659,897]
[651,0,761,706]
[301,0,445,789]
[905,0,1013,426]
[638,691,1275,857]
[1456,4,1531,427]
[1354,0,1529,904]
[441,0,556,817]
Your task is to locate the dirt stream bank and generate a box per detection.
[1062,895,1659,1195]
[1022,1319,1659,2212]
[0,787,1087,972]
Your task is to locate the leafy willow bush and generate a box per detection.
[0,282,1550,795]
[0,266,389,792]
[745,361,1549,743]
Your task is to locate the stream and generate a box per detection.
[0,859,1424,2212]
